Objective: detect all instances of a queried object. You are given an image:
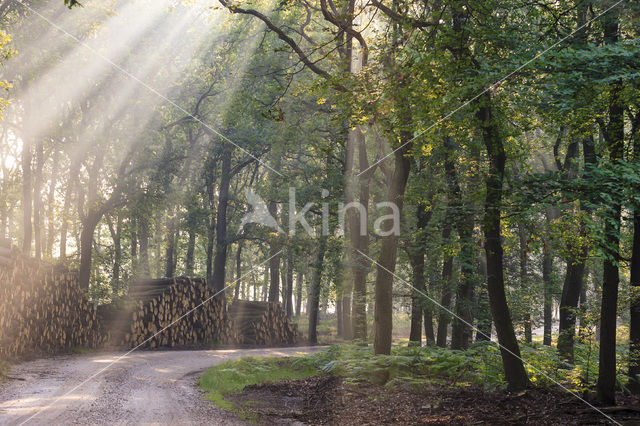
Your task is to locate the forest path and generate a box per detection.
[0,346,322,425]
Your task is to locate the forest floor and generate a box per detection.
[228,375,640,425]
[0,346,322,425]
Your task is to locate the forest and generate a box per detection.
[0,0,639,424]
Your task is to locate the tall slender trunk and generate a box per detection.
[629,202,640,393]
[138,215,151,277]
[444,136,476,350]
[542,238,554,346]
[409,160,432,343]
[597,9,623,405]
[21,136,32,255]
[629,110,640,395]
[436,218,454,348]
[45,148,59,258]
[107,213,122,290]
[33,141,44,260]
[478,95,530,390]
[185,228,196,276]
[268,200,280,302]
[373,142,411,355]
[475,250,492,341]
[285,249,294,316]
[295,271,303,317]
[308,236,327,344]
[165,213,177,278]
[234,243,242,300]
[79,210,101,290]
[518,224,532,344]
[211,150,231,292]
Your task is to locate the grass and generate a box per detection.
[198,356,320,412]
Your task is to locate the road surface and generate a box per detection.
[0,346,322,425]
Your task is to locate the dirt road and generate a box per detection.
[0,346,322,426]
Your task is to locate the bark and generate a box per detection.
[45,148,59,258]
[185,228,196,276]
[165,213,177,278]
[21,136,32,255]
[629,110,640,394]
[285,249,294,317]
[308,236,327,344]
[138,215,151,277]
[268,201,280,302]
[629,206,640,393]
[295,271,303,316]
[107,213,122,289]
[409,160,433,344]
[542,238,554,346]
[352,133,370,340]
[33,141,44,260]
[597,10,623,405]
[436,218,454,348]
[373,142,411,355]
[211,150,231,293]
[444,137,476,350]
[478,94,530,390]
[518,224,532,344]
[234,244,242,300]
[475,250,492,341]
[79,211,102,290]
[558,258,585,363]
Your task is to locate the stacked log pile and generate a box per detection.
[230,301,297,346]
[0,242,107,358]
[100,277,237,348]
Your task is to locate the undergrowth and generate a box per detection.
[199,339,630,418]
[198,356,318,413]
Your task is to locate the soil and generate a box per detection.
[227,375,640,425]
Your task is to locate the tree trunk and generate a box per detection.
[107,213,122,290]
[234,243,242,300]
[478,95,530,391]
[211,149,231,293]
[436,218,454,348]
[373,143,411,355]
[79,211,101,290]
[409,160,432,344]
[518,224,532,344]
[542,238,553,347]
[21,136,32,255]
[629,206,640,393]
[165,213,177,278]
[285,249,294,316]
[308,236,327,344]
[597,10,623,404]
[475,250,492,342]
[295,271,303,317]
[268,200,281,302]
[138,215,151,277]
[444,136,476,350]
[629,106,640,395]
[33,141,44,260]
[185,228,196,276]
[45,148,59,258]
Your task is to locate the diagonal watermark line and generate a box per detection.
[17,249,284,426]
[355,249,621,426]
[357,0,626,178]
[11,0,285,178]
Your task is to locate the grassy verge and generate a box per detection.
[198,356,320,412]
